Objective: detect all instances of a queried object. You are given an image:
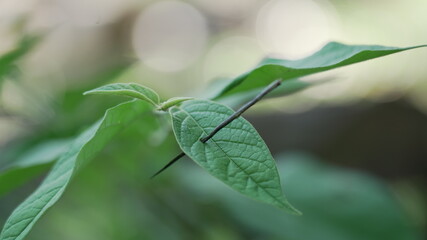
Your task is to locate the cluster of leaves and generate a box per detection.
[1,41,426,240]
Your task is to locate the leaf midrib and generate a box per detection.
[128,84,159,105]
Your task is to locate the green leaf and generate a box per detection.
[158,97,194,111]
[214,42,427,98]
[169,99,300,214]
[83,83,160,107]
[218,78,319,108]
[0,139,71,196]
[0,35,39,86]
[0,165,50,197]
[0,100,148,240]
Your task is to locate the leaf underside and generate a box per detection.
[169,99,300,214]
[217,78,317,108]
[214,42,427,98]
[84,83,160,106]
[0,100,148,240]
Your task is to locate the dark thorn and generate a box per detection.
[150,152,186,179]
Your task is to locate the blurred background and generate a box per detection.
[1,0,427,239]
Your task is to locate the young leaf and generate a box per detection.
[83,83,160,107]
[158,97,194,111]
[0,100,148,240]
[0,139,71,196]
[169,99,300,214]
[214,42,427,98]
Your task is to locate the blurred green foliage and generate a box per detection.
[182,153,421,240]
[0,36,39,85]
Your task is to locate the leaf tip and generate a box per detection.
[278,202,302,215]
[290,208,303,216]
[82,89,100,96]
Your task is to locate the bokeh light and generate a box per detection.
[56,0,135,27]
[132,1,208,72]
[203,36,263,82]
[256,0,337,59]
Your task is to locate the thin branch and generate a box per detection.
[151,79,282,179]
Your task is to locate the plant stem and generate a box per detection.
[151,79,282,179]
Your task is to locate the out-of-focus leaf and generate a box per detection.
[0,100,148,240]
[218,78,316,108]
[214,42,427,98]
[169,99,300,214]
[0,139,71,196]
[84,83,160,107]
[181,153,422,240]
[0,36,39,81]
